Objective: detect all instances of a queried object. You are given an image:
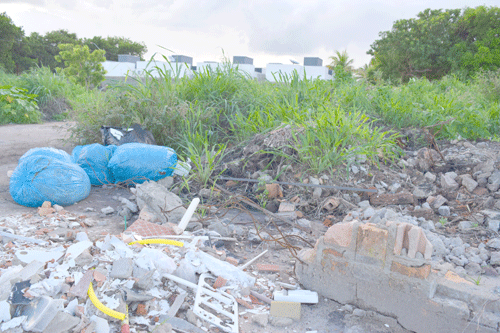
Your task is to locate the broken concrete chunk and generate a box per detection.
[90,315,110,333]
[416,148,442,171]
[460,174,478,192]
[438,206,451,216]
[101,206,115,215]
[135,181,186,223]
[0,300,11,322]
[441,173,459,191]
[109,258,134,279]
[427,195,447,210]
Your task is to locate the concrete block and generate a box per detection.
[270,301,301,320]
[296,259,356,304]
[355,223,388,263]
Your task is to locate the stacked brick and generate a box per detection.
[296,220,500,333]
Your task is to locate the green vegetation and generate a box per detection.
[1,6,499,182]
[55,44,107,89]
[439,217,448,226]
[0,85,41,124]
[369,6,500,82]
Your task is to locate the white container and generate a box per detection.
[22,296,64,332]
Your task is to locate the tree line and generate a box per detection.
[367,6,500,82]
[2,6,499,83]
[0,12,147,74]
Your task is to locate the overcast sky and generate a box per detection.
[2,0,498,68]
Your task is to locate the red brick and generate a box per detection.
[136,303,148,316]
[370,192,414,206]
[324,221,355,248]
[236,298,254,309]
[390,261,431,279]
[226,257,239,266]
[212,276,227,289]
[322,248,343,258]
[356,224,388,261]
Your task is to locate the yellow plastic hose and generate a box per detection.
[87,281,127,321]
[127,239,184,247]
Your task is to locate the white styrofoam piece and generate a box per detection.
[273,290,319,304]
[1,316,26,330]
[65,240,92,261]
[0,300,11,323]
[15,247,65,265]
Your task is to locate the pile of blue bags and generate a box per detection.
[9,143,177,207]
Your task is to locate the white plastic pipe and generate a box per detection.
[178,197,200,232]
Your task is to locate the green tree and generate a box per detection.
[84,36,147,61]
[368,6,500,82]
[55,44,106,89]
[453,6,500,75]
[0,12,24,73]
[368,8,462,82]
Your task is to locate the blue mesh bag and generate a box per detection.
[72,144,117,185]
[10,155,91,207]
[108,143,177,184]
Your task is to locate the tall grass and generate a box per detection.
[6,60,499,179]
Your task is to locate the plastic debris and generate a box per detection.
[273,290,319,304]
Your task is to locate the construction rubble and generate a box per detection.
[2,135,500,333]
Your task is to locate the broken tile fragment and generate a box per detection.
[256,264,280,272]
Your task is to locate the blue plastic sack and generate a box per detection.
[72,144,117,185]
[108,143,177,184]
[9,155,91,207]
[19,147,72,164]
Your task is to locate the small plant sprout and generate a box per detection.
[439,217,448,226]
[466,275,482,286]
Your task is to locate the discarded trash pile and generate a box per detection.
[0,198,322,333]
[4,123,500,333]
